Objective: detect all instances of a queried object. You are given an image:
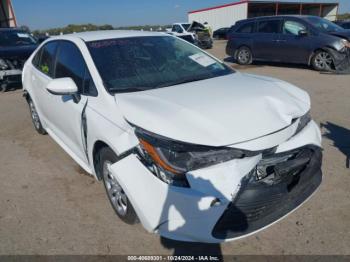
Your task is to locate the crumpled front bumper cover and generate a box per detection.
[0,69,22,83]
[325,47,350,74]
[212,147,322,239]
[110,145,322,243]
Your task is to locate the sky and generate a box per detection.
[12,0,350,30]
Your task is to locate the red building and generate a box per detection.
[0,0,16,27]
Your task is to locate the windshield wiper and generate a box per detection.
[156,76,210,88]
[109,86,154,93]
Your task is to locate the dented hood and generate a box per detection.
[115,73,310,147]
[187,21,205,32]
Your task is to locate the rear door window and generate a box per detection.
[32,48,43,68]
[173,25,183,33]
[237,22,255,33]
[37,41,58,77]
[258,20,281,34]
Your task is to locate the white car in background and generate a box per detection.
[169,22,213,49]
[22,31,322,243]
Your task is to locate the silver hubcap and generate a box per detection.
[238,49,250,63]
[103,161,128,216]
[29,102,40,129]
[315,52,333,70]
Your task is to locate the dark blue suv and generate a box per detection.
[226,15,350,71]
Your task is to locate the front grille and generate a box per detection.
[4,74,21,83]
[212,146,322,239]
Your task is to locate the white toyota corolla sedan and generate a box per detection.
[22,31,322,243]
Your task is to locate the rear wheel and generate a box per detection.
[311,50,334,71]
[0,83,7,92]
[236,46,253,65]
[27,98,46,135]
[99,147,138,224]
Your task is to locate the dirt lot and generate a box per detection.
[0,40,349,256]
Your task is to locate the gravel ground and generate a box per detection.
[0,40,349,256]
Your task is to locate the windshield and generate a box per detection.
[181,23,191,31]
[0,31,37,46]
[87,36,233,93]
[305,16,344,32]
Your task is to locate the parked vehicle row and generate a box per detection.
[23,30,322,243]
[226,15,350,72]
[213,27,230,40]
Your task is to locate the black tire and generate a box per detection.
[1,83,7,92]
[27,97,47,135]
[311,50,334,71]
[235,46,253,65]
[98,147,138,224]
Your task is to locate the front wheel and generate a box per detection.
[0,83,7,92]
[236,46,253,65]
[311,50,334,71]
[99,147,138,224]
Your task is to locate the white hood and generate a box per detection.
[115,72,310,147]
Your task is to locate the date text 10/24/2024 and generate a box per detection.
[127,256,220,261]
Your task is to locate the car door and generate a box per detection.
[46,40,97,165]
[345,22,350,29]
[253,19,282,61]
[30,41,59,127]
[277,18,312,64]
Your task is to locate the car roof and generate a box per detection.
[0,27,25,32]
[173,22,190,25]
[237,15,318,23]
[49,30,168,42]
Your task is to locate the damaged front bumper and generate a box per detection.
[326,47,350,74]
[196,38,213,49]
[0,69,22,84]
[110,121,322,243]
[212,146,322,240]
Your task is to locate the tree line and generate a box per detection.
[24,12,350,36]
[31,23,171,36]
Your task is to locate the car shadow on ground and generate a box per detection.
[160,237,223,257]
[321,121,350,168]
[1,83,22,92]
[223,57,312,71]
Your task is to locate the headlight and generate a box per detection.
[133,126,255,187]
[294,111,311,136]
[336,39,350,51]
[341,39,350,48]
[0,59,8,70]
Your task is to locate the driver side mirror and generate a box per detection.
[47,77,80,102]
[298,30,308,37]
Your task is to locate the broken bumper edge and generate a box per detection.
[0,69,22,84]
[212,147,322,240]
